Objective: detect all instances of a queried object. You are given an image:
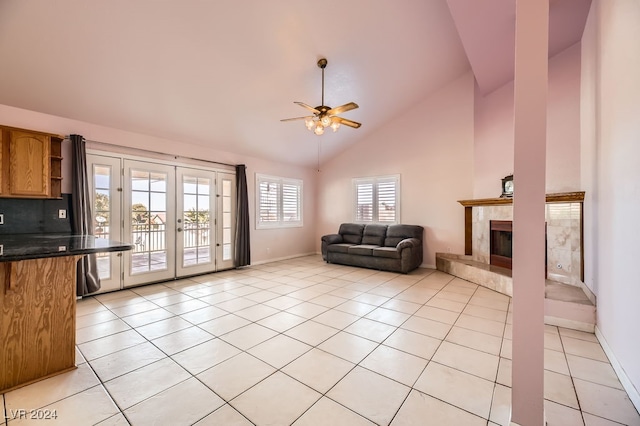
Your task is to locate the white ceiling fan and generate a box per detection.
[281,58,361,135]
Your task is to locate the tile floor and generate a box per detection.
[2,255,639,425]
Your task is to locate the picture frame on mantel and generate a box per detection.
[501,174,514,198]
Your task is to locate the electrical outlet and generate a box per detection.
[0,214,3,225]
[58,209,67,219]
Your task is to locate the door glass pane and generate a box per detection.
[131,170,168,275]
[131,171,149,191]
[222,178,232,261]
[183,176,197,193]
[150,192,166,211]
[197,180,210,195]
[93,165,111,279]
[182,176,211,267]
[150,173,167,191]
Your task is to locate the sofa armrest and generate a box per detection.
[322,234,343,245]
[397,238,423,273]
[397,238,421,250]
[321,233,343,262]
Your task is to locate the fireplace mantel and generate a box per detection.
[458,191,585,284]
[458,191,585,207]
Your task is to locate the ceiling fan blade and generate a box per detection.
[294,102,321,114]
[333,116,362,129]
[280,116,313,122]
[327,102,359,116]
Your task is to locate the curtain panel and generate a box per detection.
[235,164,251,267]
[70,134,101,295]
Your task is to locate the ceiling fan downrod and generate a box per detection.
[318,58,327,107]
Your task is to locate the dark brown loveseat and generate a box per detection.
[321,223,424,273]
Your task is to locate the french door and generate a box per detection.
[124,160,176,286]
[215,172,236,270]
[176,168,236,276]
[87,153,237,292]
[87,154,123,293]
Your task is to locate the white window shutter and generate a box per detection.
[353,175,400,224]
[377,180,397,223]
[355,182,374,222]
[258,180,279,224]
[256,174,303,228]
[282,182,300,222]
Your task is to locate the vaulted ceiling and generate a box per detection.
[0,1,590,167]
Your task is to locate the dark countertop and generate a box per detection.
[0,234,134,262]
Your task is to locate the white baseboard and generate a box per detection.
[595,326,640,412]
[249,252,318,266]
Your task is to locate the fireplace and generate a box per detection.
[460,194,584,285]
[490,220,513,269]
[489,220,548,272]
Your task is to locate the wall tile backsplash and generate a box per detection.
[0,194,73,235]
[472,202,582,286]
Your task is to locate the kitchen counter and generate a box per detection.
[0,234,132,392]
[0,233,133,261]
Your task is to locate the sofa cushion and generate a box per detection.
[372,246,401,259]
[347,244,379,256]
[339,223,364,244]
[327,243,355,254]
[385,224,424,247]
[362,224,388,246]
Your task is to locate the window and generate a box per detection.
[353,175,400,223]
[256,174,303,228]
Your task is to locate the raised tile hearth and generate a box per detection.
[436,253,595,332]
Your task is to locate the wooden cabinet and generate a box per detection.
[0,125,63,199]
[1,256,82,392]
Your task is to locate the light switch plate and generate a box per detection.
[58,209,67,219]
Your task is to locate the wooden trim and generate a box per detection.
[490,254,512,269]
[0,124,64,139]
[580,202,585,282]
[458,191,585,207]
[464,206,472,255]
[490,220,513,232]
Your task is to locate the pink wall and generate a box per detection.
[316,72,475,267]
[0,104,318,264]
[581,0,640,406]
[473,43,582,198]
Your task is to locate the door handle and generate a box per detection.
[178,228,183,232]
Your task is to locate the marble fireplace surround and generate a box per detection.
[458,192,585,287]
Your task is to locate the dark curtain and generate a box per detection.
[235,164,251,267]
[70,134,101,295]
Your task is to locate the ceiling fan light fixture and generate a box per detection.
[331,121,340,132]
[314,124,325,135]
[305,118,315,130]
[320,115,332,127]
